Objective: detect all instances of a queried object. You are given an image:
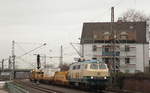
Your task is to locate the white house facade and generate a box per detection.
[80,22,149,73]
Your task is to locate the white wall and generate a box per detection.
[83,44,93,60]
[82,43,149,73]
[144,44,149,70]
[136,44,149,72]
[136,44,144,72]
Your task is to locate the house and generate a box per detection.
[80,21,149,73]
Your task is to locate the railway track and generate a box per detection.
[14,80,64,93]
[102,88,135,93]
[13,80,135,93]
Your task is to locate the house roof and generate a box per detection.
[81,22,147,44]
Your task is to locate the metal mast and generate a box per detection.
[59,45,63,67]
[8,56,12,80]
[12,40,15,79]
[1,59,4,72]
[8,56,11,70]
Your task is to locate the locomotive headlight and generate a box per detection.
[91,76,93,79]
[104,77,107,79]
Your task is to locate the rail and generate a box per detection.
[14,80,64,93]
[102,88,143,93]
[6,82,29,93]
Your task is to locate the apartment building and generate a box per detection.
[80,22,149,73]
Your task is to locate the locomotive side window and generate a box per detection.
[72,65,80,70]
[73,66,76,70]
[36,72,44,74]
[77,65,80,69]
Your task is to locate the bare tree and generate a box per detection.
[119,9,150,22]
[119,9,150,44]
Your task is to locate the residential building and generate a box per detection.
[80,21,149,73]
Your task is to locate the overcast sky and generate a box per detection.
[0,0,150,69]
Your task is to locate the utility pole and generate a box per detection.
[8,56,11,70]
[8,56,12,80]
[1,59,4,72]
[12,40,15,79]
[59,45,63,67]
[44,54,46,68]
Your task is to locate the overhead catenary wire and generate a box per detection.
[17,43,46,58]
[70,42,81,57]
[15,43,27,53]
[15,42,43,45]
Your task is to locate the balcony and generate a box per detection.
[102,51,120,56]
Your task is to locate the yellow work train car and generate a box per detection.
[30,69,44,82]
[53,71,69,86]
[41,68,60,83]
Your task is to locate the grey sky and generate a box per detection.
[0,0,150,69]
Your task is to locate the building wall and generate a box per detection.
[136,44,144,72]
[144,44,149,71]
[82,43,149,73]
[136,44,149,72]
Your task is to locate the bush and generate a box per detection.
[110,72,150,89]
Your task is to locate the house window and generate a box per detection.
[121,35,128,40]
[93,45,97,51]
[125,45,130,51]
[120,32,128,40]
[104,58,109,64]
[125,58,130,64]
[104,35,110,40]
[103,32,110,40]
[104,47,109,52]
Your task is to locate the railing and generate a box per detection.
[6,82,29,93]
[102,51,120,56]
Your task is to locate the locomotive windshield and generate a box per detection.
[90,63,98,69]
[90,63,107,69]
[99,63,107,69]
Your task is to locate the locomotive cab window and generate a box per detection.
[77,65,80,69]
[90,63,98,69]
[90,63,107,69]
[73,66,76,70]
[99,63,107,69]
[85,64,88,69]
